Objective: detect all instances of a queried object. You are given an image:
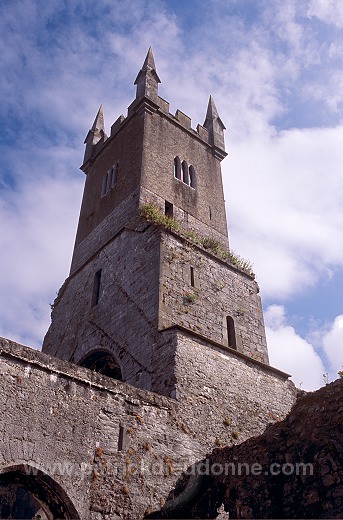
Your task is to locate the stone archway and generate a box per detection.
[79,349,123,380]
[0,465,80,519]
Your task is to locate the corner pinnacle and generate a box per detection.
[134,47,161,101]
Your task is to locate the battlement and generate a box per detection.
[84,95,216,172]
[82,48,226,171]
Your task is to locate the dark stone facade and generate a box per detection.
[150,378,343,519]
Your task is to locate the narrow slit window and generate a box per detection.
[174,156,182,180]
[209,206,212,220]
[190,266,195,287]
[118,425,126,452]
[227,316,237,350]
[165,200,173,217]
[189,165,196,188]
[182,160,189,185]
[101,174,107,197]
[111,163,118,187]
[105,170,111,193]
[91,269,102,307]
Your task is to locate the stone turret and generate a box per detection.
[203,95,226,159]
[134,46,161,102]
[83,105,107,165]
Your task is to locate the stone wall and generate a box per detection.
[45,223,285,397]
[73,113,145,252]
[0,335,297,518]
[0,338,202,519]
[44,223,162,394]
[173,329,296,452]
[159,231,268,363]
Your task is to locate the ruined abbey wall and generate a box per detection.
[0,336,296,519]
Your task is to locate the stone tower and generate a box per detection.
[43,47,270,402]
[0,48,297,519]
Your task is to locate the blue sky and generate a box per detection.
[1,0,343,390]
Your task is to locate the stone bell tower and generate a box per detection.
[42,47,270,400]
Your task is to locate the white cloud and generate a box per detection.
[225,125,343,299]
[265,305,326,390]
[307,0,343,28]
[322,315,343,376]
[0,146,83,348]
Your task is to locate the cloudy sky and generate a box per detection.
[1,0,342,390]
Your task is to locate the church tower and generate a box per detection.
[42,48,269,399]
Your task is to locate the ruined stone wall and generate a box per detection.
[151,378,343,519]
[0,338,203,520]
[159,231,268,363]
[45,222,271,396]
[44,224,162,393]
[0,336,297,519]
[172,330,296,452]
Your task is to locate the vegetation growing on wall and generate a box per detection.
[139,203,254,277]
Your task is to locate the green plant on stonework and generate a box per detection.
[139,203,180,232]
[183,292,197,304]
[139,203,254,276]
[199,236,221,254]
[183,229,197,241]
[338,366,343,378]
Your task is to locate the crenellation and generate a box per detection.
[157,96,170,114]
[174,108,192,128]
[111,114,126,136]
[196,122,210,142]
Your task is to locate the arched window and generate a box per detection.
[91,269,102,307]
[79,350,123,380]
[101,162,119,197]
[0,465,80,519]
[174,156,182,180]
[189,165,196,188]
[111,162,119,187]
[101,173,108,197]
[174,157,196,188]
[182,160,189,185]
[227,316,237,350]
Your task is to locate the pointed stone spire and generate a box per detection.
[203,96,226,157]
[83,105,107,165]
[134,47,161,101]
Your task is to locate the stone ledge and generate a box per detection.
[0,337,175,410]
[159,325,291,380]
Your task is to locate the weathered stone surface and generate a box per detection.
[159,231,268,362]
[0,337,203,519]
[0,335,296,518]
